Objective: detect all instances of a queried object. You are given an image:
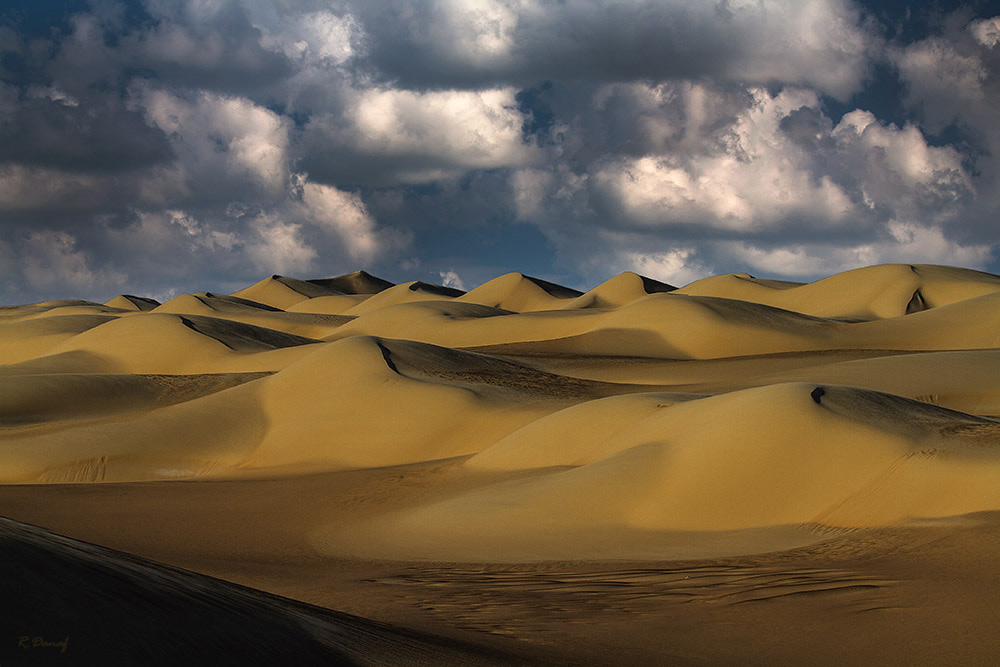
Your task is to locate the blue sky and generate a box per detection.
[1,0,999,303]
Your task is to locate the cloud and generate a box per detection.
[125,0,291,91]
[6,230,127,297]
[1,0,998,305]
[438,269,466,290]
[0,165,112,212]
[969,17,1000,48]
[722,221,994,278]
[302,86,540,185]
[519,83,972,232]
[252,7,361,66]
[131,86,290,202]
[0,88,172,173]
[509,79,981,283]
[617,248,708,287]
[355,0,878,99]
[291,175,386,264]
[892,35,988,131]
[241,214,317,276]
[887,13,1000,245]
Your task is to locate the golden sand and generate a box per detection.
[2,263,1000,665]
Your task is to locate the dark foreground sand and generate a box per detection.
[2,470,1000,666]
[0,516,524,667]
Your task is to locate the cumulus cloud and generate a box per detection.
[518,83,972,231]
[252,8,361,66]
[722,221,994,278]
[7,231,127,296]
[123,0,290,91]
[131,86,290,202]
[618,249,708,287]
[302,86,540,184]
[241,214,317,276]
[291,175,386,264]
[969,17,1000,48]
[439,269,466,290]
[892,36,988,131]
[356,0,877,99]
[510,79,983,283]
[887,14,1000,247]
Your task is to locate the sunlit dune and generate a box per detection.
[3,263,1000,665]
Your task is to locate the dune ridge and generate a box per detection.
[2,263,1000,561]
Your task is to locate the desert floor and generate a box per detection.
[3,264,1000,665]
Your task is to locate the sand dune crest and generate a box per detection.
[3,263,1000,558]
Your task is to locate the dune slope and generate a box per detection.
[0,517,517,667]
[2,263,1000,560]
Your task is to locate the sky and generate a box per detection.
[1,0,999,304]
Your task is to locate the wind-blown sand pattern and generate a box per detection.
[3,264,1000,665]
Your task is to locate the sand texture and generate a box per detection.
[3,264,1000,665]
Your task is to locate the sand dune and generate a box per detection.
[104,294,160,311]
[0,517,517,666]
[4,263,1000,663]
[231,274,340,309]
[153,292,354,338]
[458,272,584,311]
[343,281,466,315]
[560,271,676,309]
[4,263,999,498]
[307,269,395,295]
[677,263,1000,320]
[321,382,999,560]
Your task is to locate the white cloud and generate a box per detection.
[254,9,360,65]
[242,213,317,276]
[721,222,993,278]
[590,86,857,231]
[618,248,708,287]
[586,84,971,232]
[969,17,1000,48]
[832,109,973,218]
[308,86,539,183]
[439,269,466,290]
[514,79,984,284]
[426,0,522,65]
[292,175,382,264]
[133,86,290,199]
[124,0,287,85]
[113,209,237,254]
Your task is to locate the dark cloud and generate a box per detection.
[352,0,878,100]
[0,89,172,172]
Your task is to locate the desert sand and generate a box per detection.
[3,263,1000,665]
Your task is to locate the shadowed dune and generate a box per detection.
[104,294,161,311]
[307,269,396,295]
[0,517,521,667]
